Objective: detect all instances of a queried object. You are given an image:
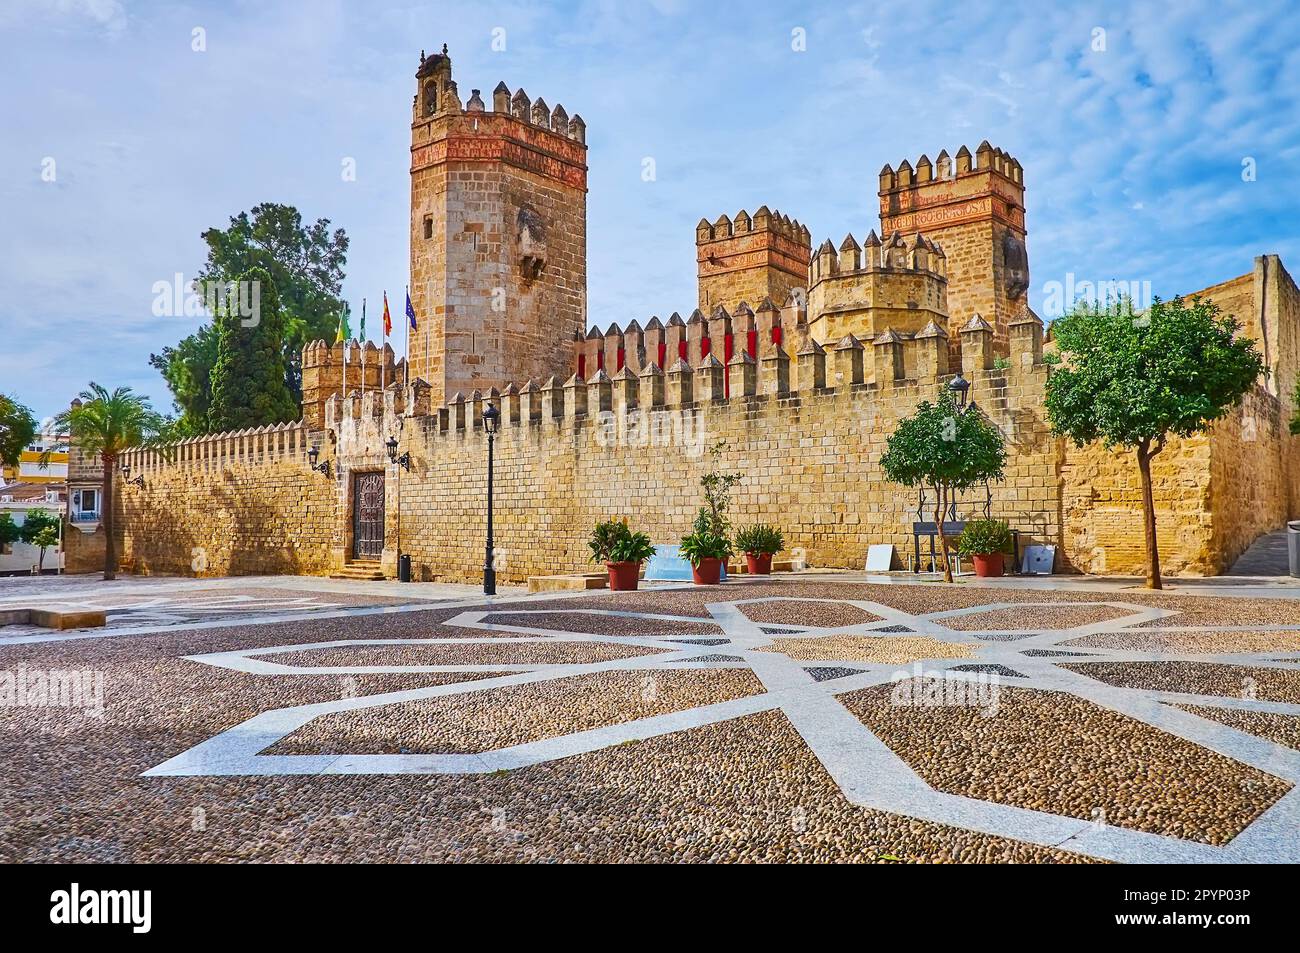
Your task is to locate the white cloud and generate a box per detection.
[1,0,1298,420]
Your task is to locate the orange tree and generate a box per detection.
[881,389,1006,583]
[1045,297,1264,589]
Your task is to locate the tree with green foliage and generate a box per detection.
[149,326,218,438]
[21,509,60,572]
[0,393,38,468]
[1045,297,1265,589]
[881,389,1008,583]
[208,268,298,432]
[150,203,348,432]
[49,384,167,580]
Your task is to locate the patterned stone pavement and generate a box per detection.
[3,576,1300,863]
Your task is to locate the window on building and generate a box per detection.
[74,489,98,519]
[424,215,434,240]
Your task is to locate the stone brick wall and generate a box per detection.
[1057,256,1300,576]
[302,341,400,431]
[319,321,1060,584]
[110,423,336,577]
[104,261,1300,585]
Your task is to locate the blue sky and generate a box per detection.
[2,0,1298,424]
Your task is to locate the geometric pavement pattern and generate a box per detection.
[143,596,1300,864]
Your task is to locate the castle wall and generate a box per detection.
[879,145,1028,348]
[111,423,337,577]
[301,341,400,431]
[106,278,1299,584]
[320,321,1059,584]
[1206,257,1300,570]
[1057,257,1300,576]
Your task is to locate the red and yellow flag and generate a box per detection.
[382,291,392,337]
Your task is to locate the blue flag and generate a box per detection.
[405,291,417,330]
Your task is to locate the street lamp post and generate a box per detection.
[945,374,971,525]
[482,401,500,596]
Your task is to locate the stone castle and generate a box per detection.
[67,45,1300,583]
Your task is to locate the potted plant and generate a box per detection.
[957,519,1013,577]
[679,528,733,585]
[589,519,655,591]
[734,523,784,575]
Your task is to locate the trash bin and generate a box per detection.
[1288,522,1300,577]
[398,554,412,582]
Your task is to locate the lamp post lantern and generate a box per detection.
[482,401,500,596]
[947,373,971,408]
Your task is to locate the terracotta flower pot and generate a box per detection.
[972,552,1004,578]
[691,557,723,585]
[607,561,641,591]
[745,552,773,575]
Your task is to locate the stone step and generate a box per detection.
[527,572,608,593]
[330,560,386,581]
[0,607,107,630]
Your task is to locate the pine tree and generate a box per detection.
[208,267,298,432]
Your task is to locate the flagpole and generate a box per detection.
[405,285,411,388]
[360,298,366,398]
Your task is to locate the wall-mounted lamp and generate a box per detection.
[118,461,144,488]
[307,444,331,479]
[385,435,411,471]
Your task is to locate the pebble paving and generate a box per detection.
[5,577,1300,863]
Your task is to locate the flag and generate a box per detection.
[382,292,392,337]
[335,303,351,343]
[360,298,367,341]
[406,291,417,330]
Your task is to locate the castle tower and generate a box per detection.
[805,229,949,346]
[696,207,811,315]
[301,341,399,430]
[878,143,1027,347]
[409,46,588,405]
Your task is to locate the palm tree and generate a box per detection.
[49,384,166,580]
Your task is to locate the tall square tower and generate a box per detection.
[696,207,811,314]
[878,142,1028,347]
[409,47,588,404]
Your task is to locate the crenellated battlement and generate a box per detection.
[118,420,317,475]
[806,229,949,347]
[408,43,589,408]
[809,229,947,282]
[327,311,1047,460]
[301,339,403,431]
[696,205,812,316]
[412,46,587,145]
[879,141,1023,192]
